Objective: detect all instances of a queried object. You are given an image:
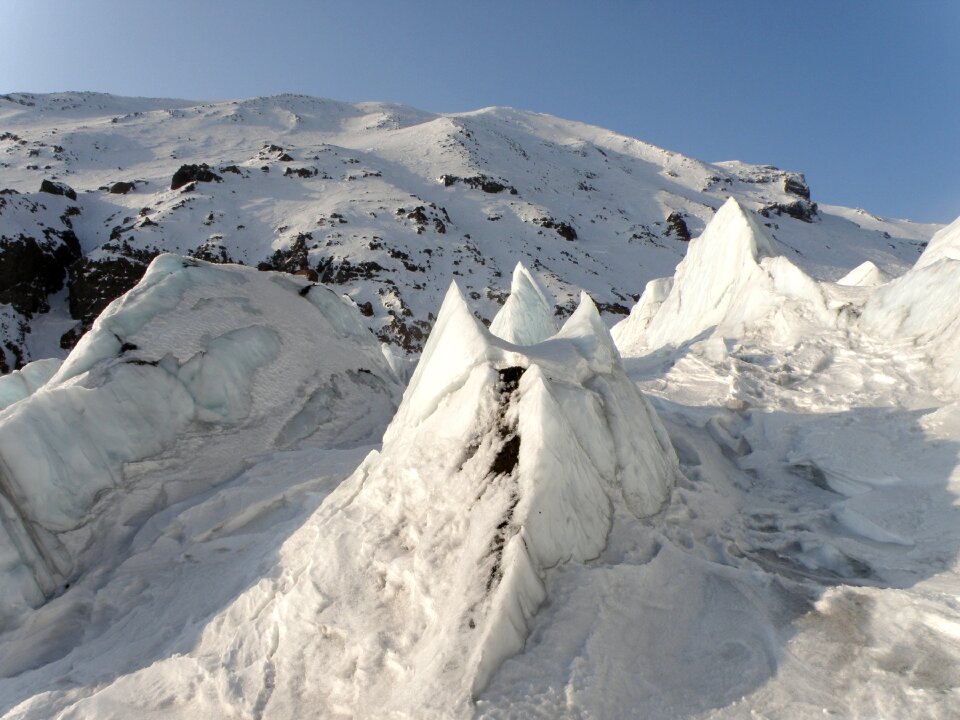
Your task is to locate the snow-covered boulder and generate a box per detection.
[84,280,679,717]
[0,255,401,627]
[489,262,557,345]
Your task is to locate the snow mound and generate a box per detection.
[837,260,890,287]
[0,255,400,628]
[914,214,960,270]
[489,262,557,345]
[77,281,679,717]
[615,198,834,355]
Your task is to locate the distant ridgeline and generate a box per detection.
[0,92,936,371]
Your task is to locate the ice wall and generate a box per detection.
[0,255,401,627]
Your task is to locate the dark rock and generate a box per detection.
[595,301,630,316]
[358,301,374,317]
[320,259,386,285]
[170,163,222,191]
[293,267,319,282]
[190,240,232,264]
[439,173,517,195]
[534,217,577,241]
[783,173,811,200]
[284,166,317,178]
[376,312,431,352]
[664,211,691,241]
[759,199,819,223]
[257,232,313,274]
[109,181,135,194]
[39,179,77,201]
[59,324,82,352]
[0,230,81,316]
[65,248,160,341]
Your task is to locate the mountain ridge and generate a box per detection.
[0,92,941,372]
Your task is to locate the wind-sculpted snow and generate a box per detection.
[489,262,557,345]
[0,255,401,630]
[22,279,678,718]
[614,198,835,355]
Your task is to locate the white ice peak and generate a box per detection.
[489,263,557,346]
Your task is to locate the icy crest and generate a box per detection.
[644,198,777,347]
[489,263,557,345]
[145,280,679,717]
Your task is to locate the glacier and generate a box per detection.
[0,93,957,720]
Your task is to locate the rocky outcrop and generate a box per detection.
[440,174,518,195]
[109,181,135,194]
[783,173,811,200]
[63,246,160,346]
[533,216,577,241]
[760,199,819,223]
[664,211,691,241]
[0,232,81,314]
[38,180,77,201]
[170,164,222,191]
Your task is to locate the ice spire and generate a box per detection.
[490,262,557,345]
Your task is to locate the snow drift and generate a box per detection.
[51,277,679,718]
[0,255,400,629]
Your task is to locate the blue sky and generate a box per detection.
[2,1,957,223]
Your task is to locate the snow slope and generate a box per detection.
[0,92,941,369]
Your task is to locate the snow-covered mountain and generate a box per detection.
[0,92,958,720]
[0,92,939,371]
